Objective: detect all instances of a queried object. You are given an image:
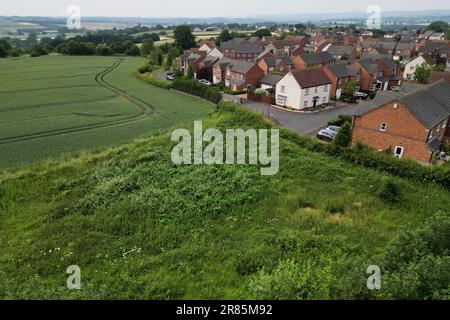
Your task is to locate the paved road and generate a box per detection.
[223,93,358,136]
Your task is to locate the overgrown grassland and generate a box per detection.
[0,102,449,299]
[0,55,212,169]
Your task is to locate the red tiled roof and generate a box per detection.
[290,68,331,88]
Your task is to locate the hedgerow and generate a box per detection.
[172,78,222,104]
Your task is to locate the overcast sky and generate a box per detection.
[2,0,450,17]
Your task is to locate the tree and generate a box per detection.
[186,66,195,79]
[96,44,113,56]
[0,38,11,58]
[166,47,179,67]
[126,45,141,56]
[173,25,196,50]
[141,40,155,55]
[0,45,8,58]
[333,122,352,148]
[147,47,162,65]
[219,30,233,43]
[427,21,449,32]
[30,44,49,57]
[341,80,357,97]
[253,29,272,38]
[66,40,81,55]
[414,63,431,84]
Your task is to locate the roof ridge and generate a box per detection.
[400,79,447,101]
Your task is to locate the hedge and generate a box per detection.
[134,71,172,90]
[280,129,450,189]
[217,101,450,189]
[172,78,222,104]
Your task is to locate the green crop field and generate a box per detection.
[0,55,213,169]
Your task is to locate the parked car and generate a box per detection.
[166,75,175,81]
[317,128,338,142]
[327,125,341,133]
[199,79,212,86]
[353,92,368,99]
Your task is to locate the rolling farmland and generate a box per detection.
[0,55,213,169]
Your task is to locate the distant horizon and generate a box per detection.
[2,0,450,19]
[2,8,450,19]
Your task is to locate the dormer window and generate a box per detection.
[380,123,387,132]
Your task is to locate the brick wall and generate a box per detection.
[352,101,436,162]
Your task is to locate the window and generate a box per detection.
[322,96,326,103]
[380,123,387,132]
[277,95,287,106]
[304,88,309,96]
[314,87,318,93]
[394,146,404,158]
[280,85,286,93]
[304,100,308,107]
[324,85,328,92]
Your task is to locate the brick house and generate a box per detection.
[220,40,263,63]
[258,55,294,75]
[292,52,335,70]
[180,49,207,76]
[212,58,264,91]
[352,80,450,163]
[324,45,357,60]
[323,64,361,99]
[275,68,332,110]
[290,46,305,57]
[351,59,387,91]
[375,57,401,89]
[196,56,219,81]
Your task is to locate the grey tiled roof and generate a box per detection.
[215,58,257,74]
[379,57,397,70]
[299,52,334,65]
[263,55,293,67]
[354,80,450,129]
[260,74,283,85]
[230,60,257,74]
[359,59,379,74]
[400,80,450,129]
[325,45,354,56]
[326,64,359,78]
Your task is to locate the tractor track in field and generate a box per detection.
[0,58,157,145]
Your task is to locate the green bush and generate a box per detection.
[278,129,450,189]
[378,180,402,205]
[333,122,352,148]
[379,212,450,299]
[135,71,172,89]
[326,201,345,214]
[138,63,158,74]
[172,78,222,104]
[328,114,352,127]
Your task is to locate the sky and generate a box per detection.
[1,0,450,17]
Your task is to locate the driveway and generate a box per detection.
[223,93,358,136]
